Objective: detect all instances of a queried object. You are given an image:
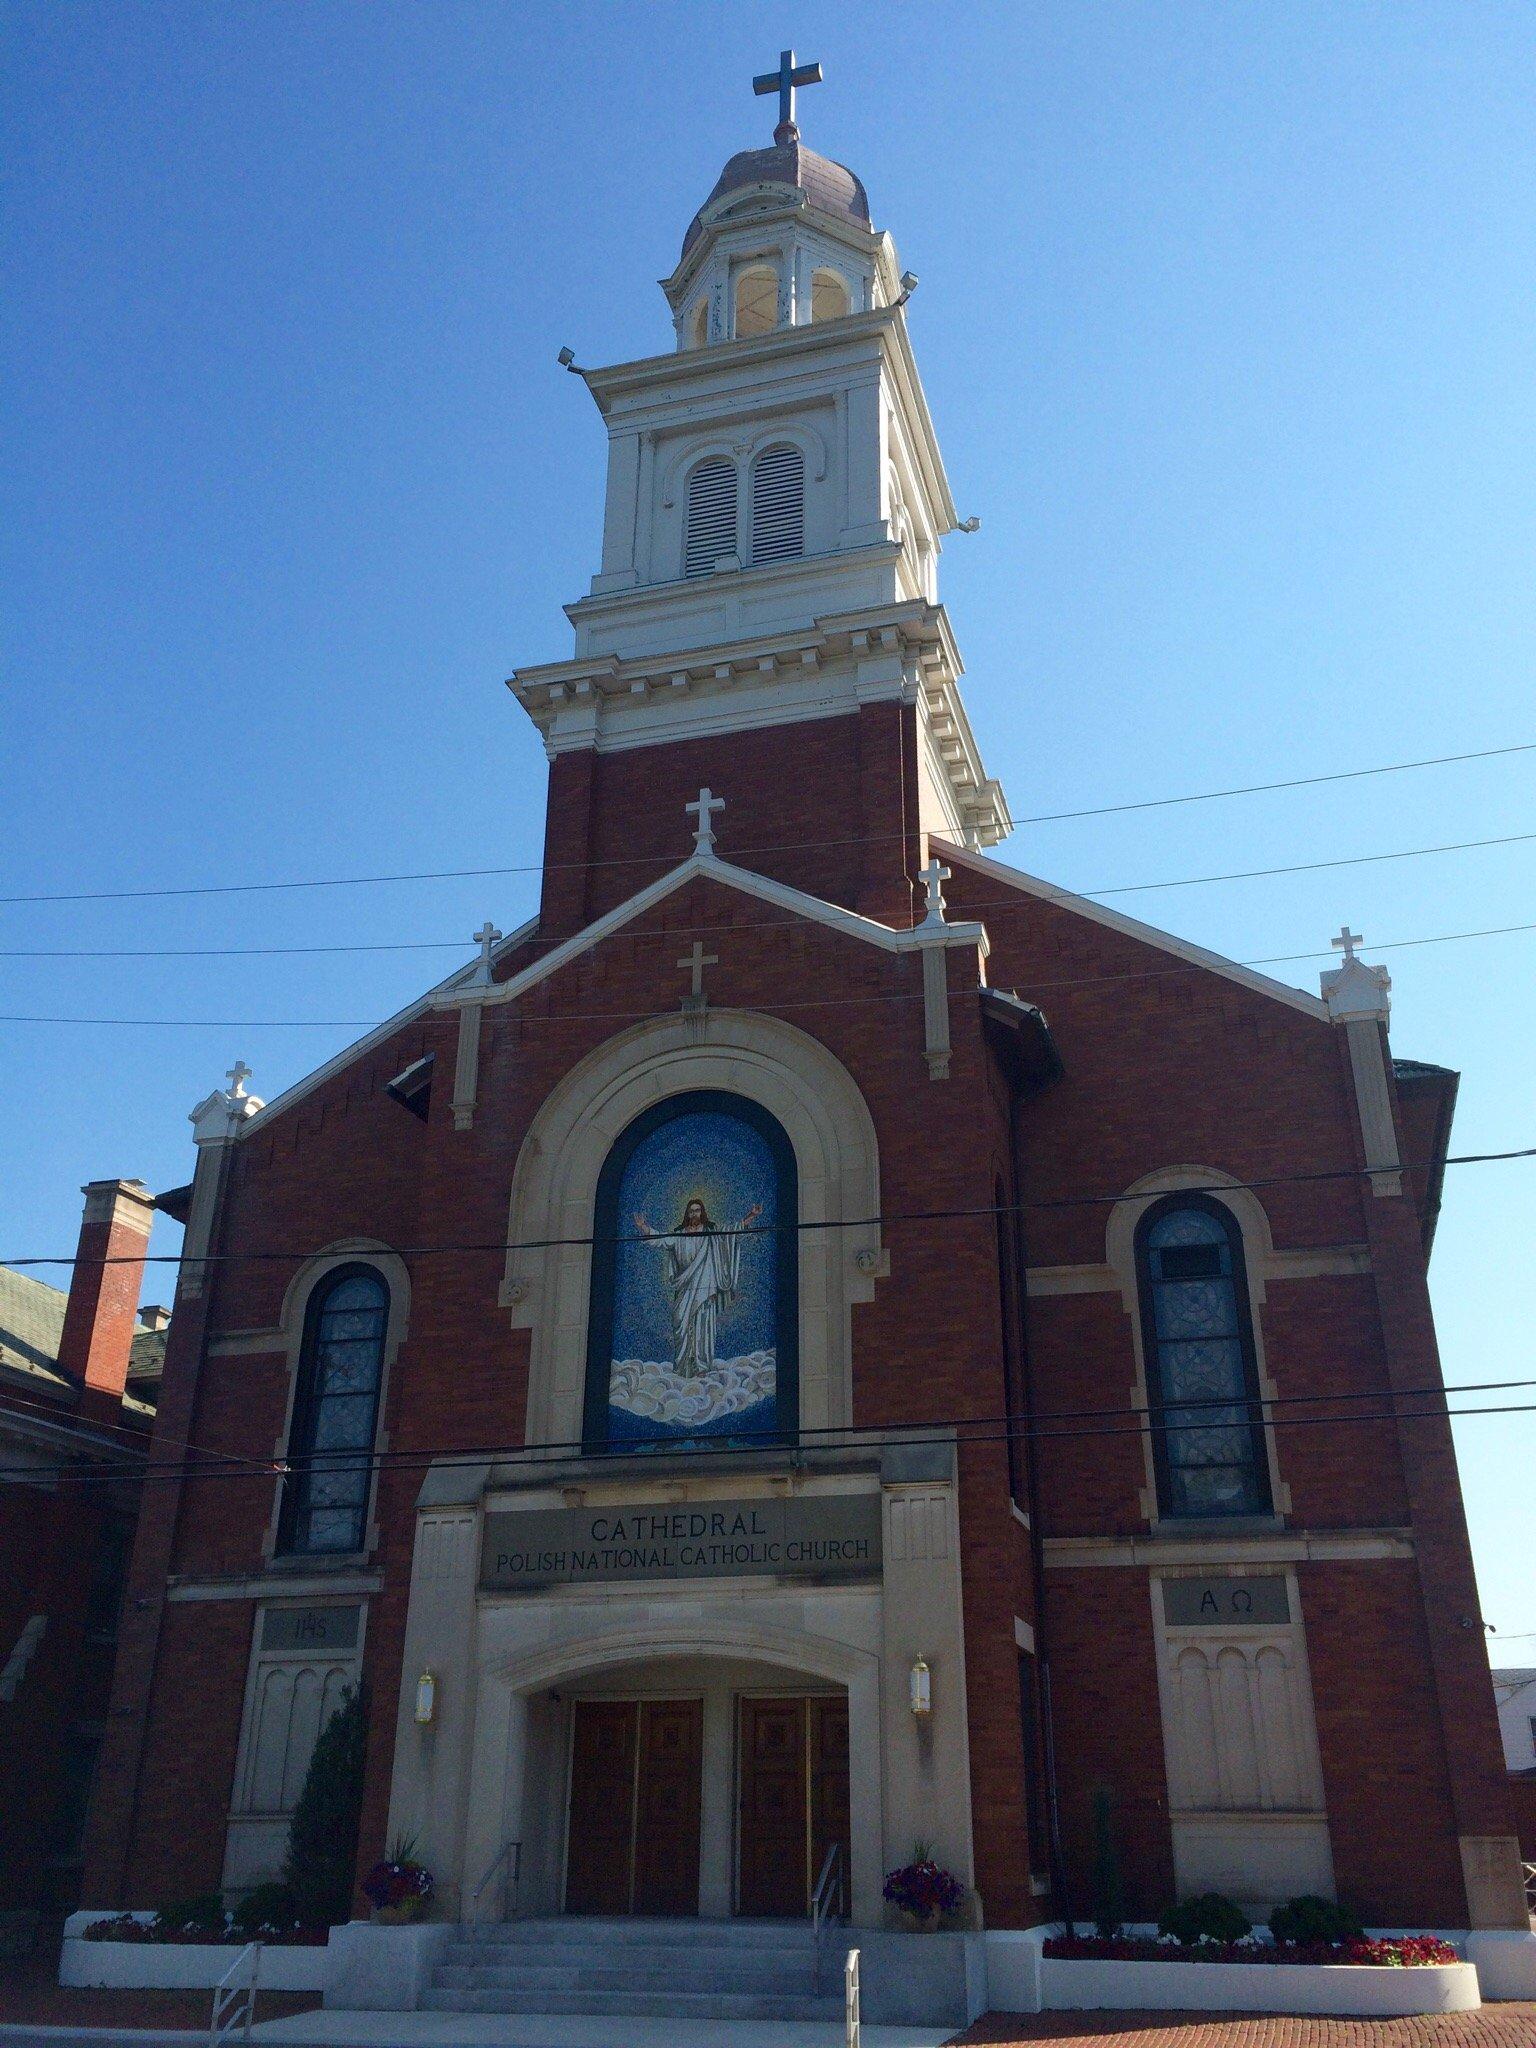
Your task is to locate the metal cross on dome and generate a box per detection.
[753,47,822,144]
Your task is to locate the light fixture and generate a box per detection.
[894,270,920,308]
[556,346,582,374]
[909,1656,932,1717]
[414,1669,437,1725]
[956,516,981,534]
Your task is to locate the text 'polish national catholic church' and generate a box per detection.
[85,50,1530,1992]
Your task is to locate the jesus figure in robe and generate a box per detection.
[632,1196,763,1378]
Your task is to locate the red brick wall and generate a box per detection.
[83,744,1506,1935]
[0,1461,124,1912]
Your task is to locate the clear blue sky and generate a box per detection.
[4,3,1532,1660]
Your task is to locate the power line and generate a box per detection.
[5,1153,1533,1272]
[1,833,1530,1025]
[4,915,1532,971]
[2,742,1530,909]
[1009,741,1536,826]
[12,1375,1532,1494]
[5,1396,1533,1492]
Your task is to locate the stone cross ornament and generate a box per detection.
[686,786,725,855]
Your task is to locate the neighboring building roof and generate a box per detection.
[0,1263,69,1383]
[0,1263,165,1411]
[682,139,870,257]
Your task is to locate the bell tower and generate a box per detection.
[511,55,1010,936]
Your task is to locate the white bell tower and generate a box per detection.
[509,53,1011,854]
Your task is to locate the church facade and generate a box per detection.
[83,86,1528,1958]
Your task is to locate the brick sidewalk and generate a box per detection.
[954,2011,1536,2047]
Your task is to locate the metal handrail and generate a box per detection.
[208,1939,261,2046]
[812,1839,845,1983]
[844,1946,861,2048]
[472,1836,523,1922]
[1523,1859,1536,1912]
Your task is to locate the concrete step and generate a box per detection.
[435,1958,822,1994]
[422,1985,844,2021]
[457,1916,815,1949]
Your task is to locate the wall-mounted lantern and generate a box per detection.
[909,1656,932,1717]
[414,1669,438,1725]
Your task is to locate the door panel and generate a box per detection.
[566,1700,636,1915]
[632,1699,702,1916]
[809,1696,851,1904]
[566,1697,702,1917]
[738,1697,807,1917]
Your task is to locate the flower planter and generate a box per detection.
[1038,1954,1480,2017]
[59,1932,328,1994]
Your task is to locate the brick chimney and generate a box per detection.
[55,1179,156,1417]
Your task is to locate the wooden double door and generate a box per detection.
[737,1694,850,1919]
[565,1698,702,1916]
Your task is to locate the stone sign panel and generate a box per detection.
[259,1604,361,1653]
[1163,1575,1291,1627]
[481,1491,882,1592]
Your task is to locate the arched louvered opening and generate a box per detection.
[751,443,804,566]
[734,264,778,338]
[811,269,850,323]
[683,456,737,577]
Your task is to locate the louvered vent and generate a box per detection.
[751,444,805,565]
[684,457,737,577]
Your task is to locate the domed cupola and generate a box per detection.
[662,49,902,350]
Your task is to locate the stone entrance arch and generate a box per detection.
[463,1613,884,1926]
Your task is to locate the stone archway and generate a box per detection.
[462,1614,884,1927]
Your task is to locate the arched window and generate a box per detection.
[683,456,737,577]
[583,1091,798,1452]
[751,443,804,565]
[734,264,778,339]
[690,298,709,348]
[279,1265,388,1555]
[811,269,850,323]
[1135,1197,1271,1520]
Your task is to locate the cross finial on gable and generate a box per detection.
[1331,926,1363,963]
[225,1060,253,1099]
[919,857,951,927]
[471,920,503,986]
[753,47,822,145]
[686,786,726,855]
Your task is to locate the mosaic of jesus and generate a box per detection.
[596,1098,788,1447]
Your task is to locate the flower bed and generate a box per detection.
[1043,1932,1460,1968]
[80,1912,326,1947]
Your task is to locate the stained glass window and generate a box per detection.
[1136,1199,1271,1520]
[279,1267,388,1555]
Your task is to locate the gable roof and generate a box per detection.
[241,916,541,1137]
[933,838,1329,1023]
[431,851,987,1019]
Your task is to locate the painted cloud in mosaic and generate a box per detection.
[607,1106,778,1443]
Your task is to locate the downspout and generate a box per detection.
[1008,1101,1075,1934]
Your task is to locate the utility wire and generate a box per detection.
[13,1375,1534,1494]
[5,1153,1533,1272]
[2,832,1531,1025]
[5,1397,1534,1492]
[2,742,1530,908]
[4,916,1532,971]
